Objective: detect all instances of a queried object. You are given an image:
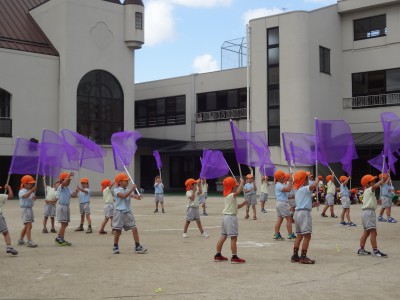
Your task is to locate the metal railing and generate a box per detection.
[195,108,247,123]
[343,93,400,109]
[0,117,12,137]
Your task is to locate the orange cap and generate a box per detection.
[115,173,129,185]
[223,177,239,197]
[378,173,388,179]
[185,178,196,191]
[246,174,253,179]
[361,174,376,187]
[397,190,400,194]
[284,173,291,180]
[318,175,323,180]
[326,175,332,182]
[339,176,347,183]
[20,175,35,189]
[350,188,357,194]
[101,179,112,191]
[294,170,308,190]
[59,172,70,181]
[274,170,285,181]
[80,177,89,184]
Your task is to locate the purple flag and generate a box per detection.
[200,149,229,179]
[111,131,142,171]
[282,132,317,166]
[315,119,358,175]
[61,129,106,173]
[259,162,276,176]
[381,112,400,174]
[9,138,40,175]
[153,150,162,169]
[367,152,397,173]
[229,121,271,167]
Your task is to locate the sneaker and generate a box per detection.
[273,233,285,241]
[86,228,93,234]
[6,247,18,255]
[26,240,38,248]
[214,255,228,262]
[17,239,25,246]
[340,221,347,225]
[113,246,120,254]
[50,228,57,233]
[231,256,246,264]
[378,216,387,222]
[182,233,188,238]
[388,217,397,223]
[42,228,48,233]
[55,238,71,246]
[201,231,209,238]
[299,256,315,264]
[162,209,165,213]
[321,213,328,218]
[287,233,296,240]
[291,253,300,263]
[357,248,371,256]
[135,245,147,254]
[261,209,267,213]
[348,222,357,227]
[331,215,338,218]
[74,226,84,232]
[372,250,388,258]
[154,209,158,213]
[203,212,208,216]
[99,229,107,234]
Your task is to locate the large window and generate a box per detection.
[135,12,143,30]
[197,88,246,113]
[319,46,330,75]
[0,88,12,137]
[77,70,124,145]
[135,96,186,128]
[354,15,386,41]
[352,68,400,97]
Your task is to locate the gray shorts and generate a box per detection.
[155,194,164,203]
[221,215,238,237]
[276,201,291,218]
[341,196,350,209]
[56,204,70,223]
[43,204,56,217]
[112,210,136,231]
[186,206,200,221]
[381,196,392,208]
[294,210,312,235]
[197,195,206,204]
[104,203,114,218]
[79,203,91,215]
[246,194,257,206]
[326,194,335,206]
[288,199,296,208]
[361,209,376,231]
[0,214,8,234]
[21,207,34,224]
[259,192,268,202]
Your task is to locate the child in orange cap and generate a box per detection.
[214,177,246,264]
[18,175,38,247]
[291,170,319,264]
[182,178,209,238]
[0,184,18,255]
[378,173,396,223]
[74,177,93,233]
[244,174,257,220]
[99,179,115,234]
[42,176,59,234]
[339,176,356,227]
[321,171,338,218]
[153,175,165,213]
[358,174,387,257]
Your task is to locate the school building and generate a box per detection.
[1,0,400,194]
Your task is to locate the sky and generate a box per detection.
[126,0,337,83]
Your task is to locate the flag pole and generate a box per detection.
[380,151,385,200]
[327,165,341,185]
[115,151,141,196]
[315,118,319,210]
[3,175,10,195]
[229,119,243,179]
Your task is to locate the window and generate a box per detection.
[352,68,400,97]
[197,88,247,113]
[354,15,386,41]
[319,46,330,74]
[135,12,143,30]
[135,96,186,128]
[0,88,12,137]
[77,70,123,145]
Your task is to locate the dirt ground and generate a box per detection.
[1,194,399,300]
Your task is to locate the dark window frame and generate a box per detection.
[354,14,387,41]
[196,88,247,114]
[135,12,143,30]
[0,88,12,137]
[319,46,331,75]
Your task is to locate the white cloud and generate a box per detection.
[242,7,285,25]
[145,1,175,46]
[192,54,219,73]
[169,0,231,8]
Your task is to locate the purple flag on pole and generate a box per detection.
[381,112,400,174]
[153,150,162,169]
[259,161,276,176]
[111,131,142,171]
[200,149,229,179]
[61,129,106,173]
[9,138,40,175]
[367,152,396,173]
[315,119,358,175]
[282,132,317,166]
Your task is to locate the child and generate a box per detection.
[273,170,295,240]
[112,173,147,254]
[197,178,208,216]
[394,190,400,206]
[350,188,358,204]
[291,170,319,264]
[214,177,246,264]
[18,175,38,247]
[378,173,397,223]
[260,175,269,213]
[99,179,115,234]
[339,176,356,226]
[358,174,387,257]
[0,184,18,255]
[153,175,165,213]
[321,172,338,218]
[55,172,75,246]
[182,178,209,238]
[74,178,92,233]
[244,174,257,220]
[42,176,59,233]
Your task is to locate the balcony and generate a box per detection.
[195,108,247,123]
[343,93,400,109]
[0,117,12,137]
